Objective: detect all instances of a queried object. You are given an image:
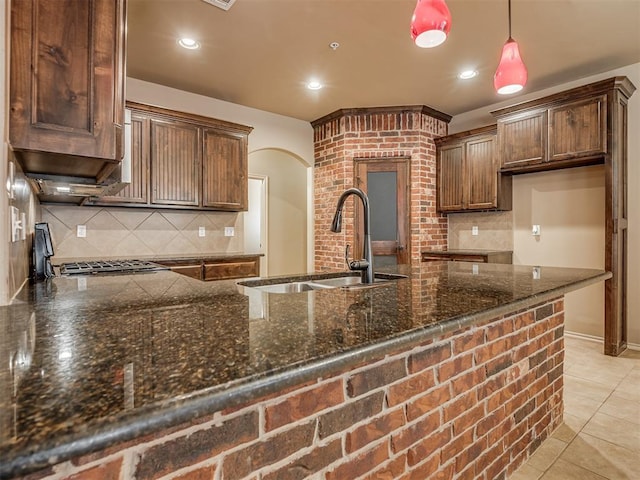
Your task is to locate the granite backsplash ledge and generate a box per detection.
[41,205,245,261]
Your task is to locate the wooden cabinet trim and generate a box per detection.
[126,101,253,135]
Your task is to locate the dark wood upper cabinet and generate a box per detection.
[88,102,252,211]
[548,95,607,162]
[9,0,127,182]
[202,129,247,210]
[435,126,511,213]
[497,110,547,169]
[150,118,201,207]
[436,143,465,211]
[493,80,619,174]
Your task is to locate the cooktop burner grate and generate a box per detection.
[60,260,168,276]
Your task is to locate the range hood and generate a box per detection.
[28,110,132,202]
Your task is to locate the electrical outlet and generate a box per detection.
[224,226,235,237]
[472,264,479,275]
[472,226,479,236]
[77,225,87,238]
[532,224,541,236]
[198,226,206,237]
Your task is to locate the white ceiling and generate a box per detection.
[127,0,640,122]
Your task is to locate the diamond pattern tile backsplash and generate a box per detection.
[42,206,244,261]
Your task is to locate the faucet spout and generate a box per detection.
[330,188,374,284]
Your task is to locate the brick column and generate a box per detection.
[312,106,451,271]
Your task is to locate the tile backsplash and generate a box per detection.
[42,206,244,261]
[447,211,514,250]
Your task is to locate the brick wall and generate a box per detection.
[312,107,450,271]
[21,298,565,480]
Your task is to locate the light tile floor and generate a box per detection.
[510,335,640,480]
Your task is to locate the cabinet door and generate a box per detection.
[466,135,497,210]
[498,110,547,169]
[9,0,126,178]
[202,129,248,210]
[98,112,149,204]
[548,95,607,162]
[150,118,201,207]
[437,144,465,212]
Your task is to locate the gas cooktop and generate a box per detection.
[59,260,169,276]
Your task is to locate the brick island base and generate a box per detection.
[24,299,564,480]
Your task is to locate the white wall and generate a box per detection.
[513,166,605,338]
[449,63,640,347]
[249,149,308,277]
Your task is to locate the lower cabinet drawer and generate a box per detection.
[203,258,260,281]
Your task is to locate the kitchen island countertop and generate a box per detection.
[0,262,609,478]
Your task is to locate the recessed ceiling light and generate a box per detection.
[458,70,478,80]
[307,81,323,90]
[178,38,200,50]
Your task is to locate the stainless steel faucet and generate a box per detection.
[330,188,374,284]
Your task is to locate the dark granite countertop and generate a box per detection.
[52,252,263,265]
[421,249,513,255]
[0,262,609,478]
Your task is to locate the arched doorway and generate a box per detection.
[247,149,310,276]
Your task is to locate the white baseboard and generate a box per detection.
[565,330,640,351]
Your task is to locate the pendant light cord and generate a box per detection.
[508,0,512,40]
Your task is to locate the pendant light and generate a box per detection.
[493,0,527,94]
[410,0,452,48]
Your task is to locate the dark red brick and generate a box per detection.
[172,465,216,480]
[440,428,474,461]
[406,428,451,466]
[68,459,123,480]
[362,454,407,480]
[325,441,389,480]
[261,439,342,480]
[443,390,476,423]
[451,368,486,397]
[135,411,258,480]
[265,379,344,431]
[406,384,451,422]
[347,359,407,397]
[535,304,553,322]
[438,353,473,382]
[222,421,315,480]
[387,369,436,406]
[485,353,513,377]
[453,329,485,354]
[391,411,441,453]
[453,402,485,435]
[408,342,452,374]
[346,408,405,453]
[319,391,384,439]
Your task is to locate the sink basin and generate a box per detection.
[249,281,329,294]
[238,272,407,294]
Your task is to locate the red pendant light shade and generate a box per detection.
[494,38,528,94]
[494,0,527,94]
[410,0,452,48]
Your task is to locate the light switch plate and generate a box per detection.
[198,226,206,237]
[472,226,479,236]
[224,226,235,237]
[532,224,541,236]
[77,225,87,238]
